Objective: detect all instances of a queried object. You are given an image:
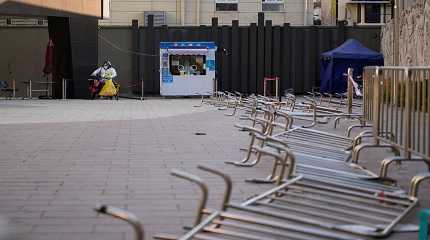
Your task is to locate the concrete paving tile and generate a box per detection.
[0,99,427,240]
[16,233,63,240]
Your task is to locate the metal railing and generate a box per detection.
[151,165,420,240]
[363,66,430,161]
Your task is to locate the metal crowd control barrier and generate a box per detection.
[228,103,380,169]
[273,128,353,161]
[94,205,144,240]
[238,174,417,238]
[62,78,69,100]
[231,132,403,195]
[227,125,354,167]
[333,68,366,128]
[153,165,420,240]
[300,68,368,129]
[354,67,430,168]
[22,80,55,99]
[263,77,279,99]
[194,91,243,109]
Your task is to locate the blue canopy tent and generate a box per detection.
[320,39,384,93]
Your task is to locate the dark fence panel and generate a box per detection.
[100,16,381,95]
[240,26,249,93]
[231,20,240,92]
[249,23,258,94]
[257,13,265,94]
[98,27,133,95]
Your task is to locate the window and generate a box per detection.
[216,3,238,11]
[356,3,389,24]
[364,4,380,23]
[262,0,284,11]
[169,55,207,76]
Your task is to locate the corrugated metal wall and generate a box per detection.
[108,16,380,95]
[98,27,134,95]
[0,19,380,98]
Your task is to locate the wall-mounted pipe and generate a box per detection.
[176,0,181,25]
[196,0,200,26]
[181,0,185,25]
[304,0,308,25]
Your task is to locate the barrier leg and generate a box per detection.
[29,80,32,99]
[12,78,16,99]
[225,134,256,165]
[140,78,144,101]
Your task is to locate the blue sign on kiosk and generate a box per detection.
[160,42,217,96]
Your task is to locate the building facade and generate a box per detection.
[99,0,314,26]
[382,0,428,66]
[319,0,392,26]
[0,0,103,99]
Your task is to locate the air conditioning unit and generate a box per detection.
[0,17,47,26]
[144,11,166,26]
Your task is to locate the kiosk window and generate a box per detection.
[169,55,207,76]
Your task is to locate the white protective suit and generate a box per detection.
[91,65,117,82]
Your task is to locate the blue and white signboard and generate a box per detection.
[160,42,217,96]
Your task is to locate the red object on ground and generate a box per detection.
[377,191,386,203]
[263,76,280,98]
[43,39,54,74]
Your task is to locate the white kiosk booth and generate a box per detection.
[160,42,217,96]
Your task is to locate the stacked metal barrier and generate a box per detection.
[362,67,429,160]
[358,67,430,173]
[94,67,430,240]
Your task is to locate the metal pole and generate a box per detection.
[140,77,144,101]
[213,78,216,97]
[29,80,32,99]
[347,68,353,115]
[12,78,15,99]
[46,74,49,98]
[62,78,67,100]
[215,78,218,95]
[196,0,200,26]
[404,68,411,159]
[48,75,51,98]
[304,0,308,25]
[180,0,185,26]
[263,78,267,97]
[373,68,381,145]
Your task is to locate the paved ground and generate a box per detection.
[0,99,428,240]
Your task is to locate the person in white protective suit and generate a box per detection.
[90,60,118,99]
[91,60,117,83]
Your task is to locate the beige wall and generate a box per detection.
[321,0,391,26]
[100,0,313,26]
[0,27,48,98]
[0,0,102,17]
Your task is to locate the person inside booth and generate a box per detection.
[169,55,206,76]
